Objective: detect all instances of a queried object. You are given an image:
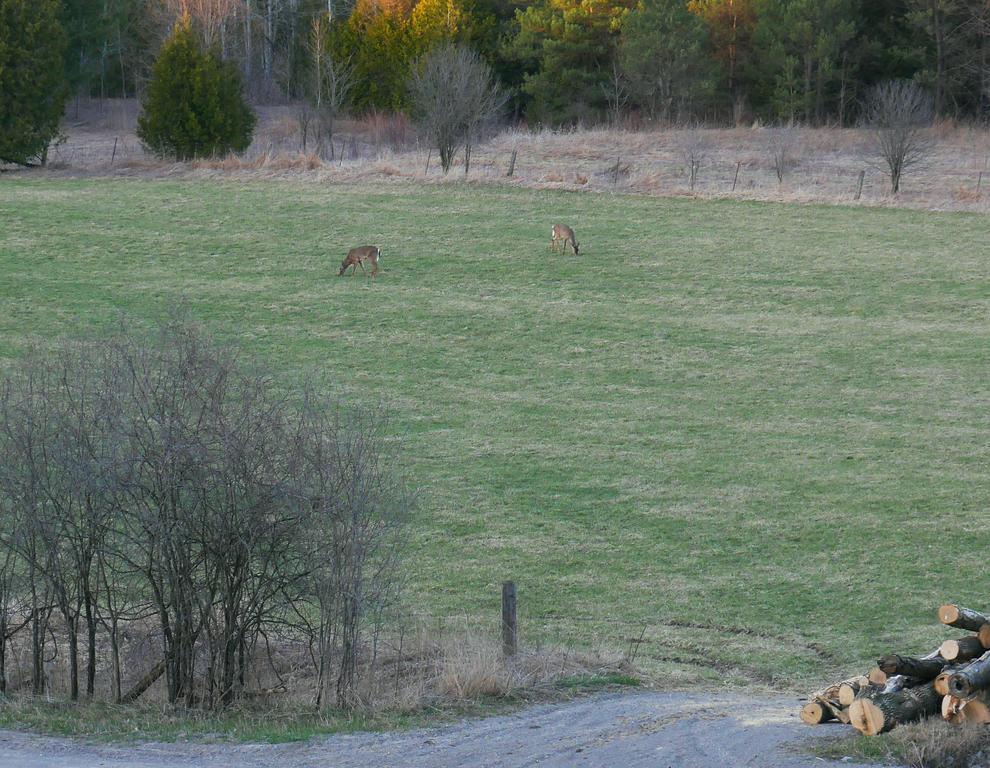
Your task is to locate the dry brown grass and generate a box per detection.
[882,718,990,768]
[26,98,990,214]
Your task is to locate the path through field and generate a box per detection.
[0,691,881,767]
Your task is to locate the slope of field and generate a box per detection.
[1,178,988,688]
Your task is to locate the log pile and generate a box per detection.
[801,604,990,736]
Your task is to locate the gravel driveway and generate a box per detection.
[0,691,881,768]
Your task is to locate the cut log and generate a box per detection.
[121,659,165,703]
[876,653,946,681]
[948,651,990,698]
[847,682,941,736]
[935,668,961,696]
[868,667,887,685]
[939,605,990,632]
[942,691,990,725]
[980,624,990,649]
[839,678,871,706]
[940,636,985,663]
[801,700,836,725]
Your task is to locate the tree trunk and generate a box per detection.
[948,651,990,698]
[940,636,986,662]
[848,682,941,735]
[109,618,122,704]
[839,676,871,706]
[877,653,945,681]
[939,604,990,632]
[67,615,79,701]
[84,586,97,698]
[122,659,166,703]
[943,690,990,723]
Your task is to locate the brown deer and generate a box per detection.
[550,224,579,255]
[338,245,381,278]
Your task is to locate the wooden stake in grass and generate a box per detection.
[854,169,865,200]
[938,604,990,632]
[848,682,941,736]
[507,148,517,178]
[940,636,985,663]
[731,161,741,192]
[501,580,517,657]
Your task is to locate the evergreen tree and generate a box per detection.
[0,0,69,165]
[507,0,636,124]
[687,0,758,121]
[619,0,720,122]
[137,16,256,160]
[750,0,859,124]
[345,0,418,111]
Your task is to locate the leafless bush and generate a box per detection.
[0,316,413,711]
[863,80,936,194]
[677,128,710,191]
[408,42,506,174]
[765,126,798,183]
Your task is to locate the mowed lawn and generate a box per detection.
[1,177,988,688]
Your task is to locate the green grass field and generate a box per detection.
[2,177,988,689]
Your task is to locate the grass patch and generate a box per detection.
[0,695,463,743]
[2,177,989,691]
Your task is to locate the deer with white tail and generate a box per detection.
[338,245,381,278]
[550,224,579,255]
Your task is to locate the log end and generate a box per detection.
[941,639,961,661]
[934,672,953,696]
[868,666,888,685]
[979,624,990,649]
[940,604,962,626]
[849,698,888,736]
[800,701,831,725]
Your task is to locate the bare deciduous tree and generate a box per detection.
[0,316,413,712]
[678,127,710,191]
[308,14,356,159]
[863,80,936,194]
[408,42,505,174]
[765,126,798,184]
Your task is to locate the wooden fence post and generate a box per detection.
[425,148,431,175]
[977,171,983,193]
[507,148,517,177]
[613,156,621,187]
[110,136,118,166]
[502,581,517,656]
[855,169,865,201]
[731,161,741,192]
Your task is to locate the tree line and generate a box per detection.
[0,317,412,710]
[3,0,987,165]
[48,0,990,124]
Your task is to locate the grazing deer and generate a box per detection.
[550,224,579,255]
[338,245,381,278]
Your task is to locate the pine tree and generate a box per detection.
[0,0,69,166]
[137,16,255,161]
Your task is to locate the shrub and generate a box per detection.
[0,0,68,166]
[137,16,255,161]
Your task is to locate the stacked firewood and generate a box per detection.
[801,604,990,736]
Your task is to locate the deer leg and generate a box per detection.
[359,261,367,275]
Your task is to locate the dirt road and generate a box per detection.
[0,691,881,768]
